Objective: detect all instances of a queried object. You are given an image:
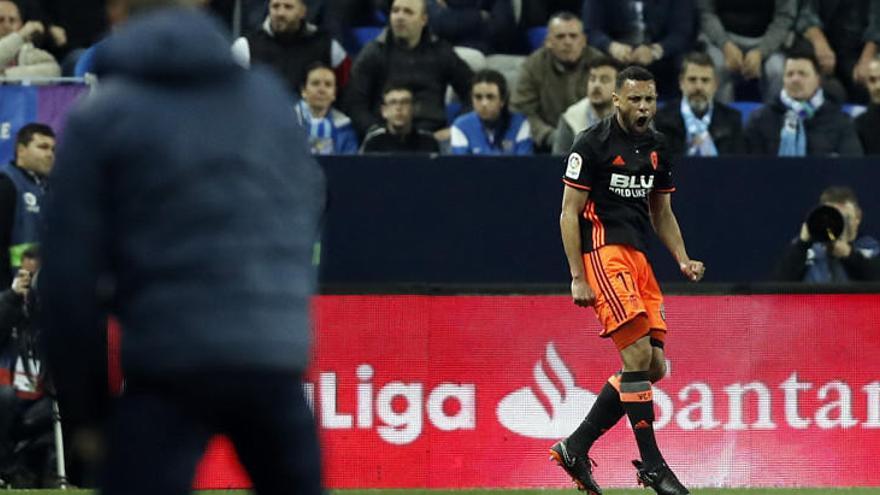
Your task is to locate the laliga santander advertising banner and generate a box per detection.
[193,294,880,489]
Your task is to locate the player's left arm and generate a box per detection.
[649,191,705,282]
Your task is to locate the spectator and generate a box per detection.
[773,186,880,282]
[855,55,880,154]
[552,56,618,155]
[426,0,518,55]
[697,0,796,102]
[231,0,351,93]
[10,0,71,64]
[0,0,59,79]
[794,0,877,103]
[655,51,745,157]
[854,0,880,88]
[745,47,862,156]
[582,0,696,98]
[295,62,359,154]
[0,124,53,289]
[511,11,603,152]
[345,0,473,141]
[450,69,532,155]
[360,82,441,153]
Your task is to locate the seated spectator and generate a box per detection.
[0,0,59,80]
[511,11,602,152]
[794,0,877,103]
[361,83,441,153]
[345,0,473,141]
[855,55,880,154]
[745,47,863,156]
[231,0,350,93]
[773,186,880,282]
[450,69,532,155]
[655,51,745,157]
[295,62,358,154]
[552,56,618,154]
[697,0,795,102]
[11,0,70,64]
[426,0,518,56]
[582,0,696,98]
[854,0,880,88]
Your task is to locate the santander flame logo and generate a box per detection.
[496,342,596,438]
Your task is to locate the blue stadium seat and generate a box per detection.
[526,27,547,51]
[446,101,463,124]
[729,101,762,125]
[348,26,383,54]
[843,104,866,118]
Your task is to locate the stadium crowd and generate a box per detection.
[1,0,879,156]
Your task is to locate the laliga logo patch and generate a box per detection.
[650,151,659,170]
[23,192,37,207]
[565,153,583,180]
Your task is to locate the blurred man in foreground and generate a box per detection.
[40,0,324,494]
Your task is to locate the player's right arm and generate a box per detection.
[560,185,595,307]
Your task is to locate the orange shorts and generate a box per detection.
[583,244,667,350]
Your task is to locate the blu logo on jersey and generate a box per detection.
[609,173,654,198]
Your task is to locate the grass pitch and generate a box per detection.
[6,489,880,494]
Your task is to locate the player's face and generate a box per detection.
[301,67,336,112]
[16,133,55,176]
[471,82,504,122]
[381,89,415,132]
[613,79,657,135]
[390,0,427,44]
[866,60,880,105]
[547,18,586,65]
[679,63,716,113]
[587,65,616,107]
[783,58,820,101]
[269,0,305,34]
[0,1,22,37]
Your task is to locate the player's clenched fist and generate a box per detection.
[571,277,596,307]
[679,260,705,282]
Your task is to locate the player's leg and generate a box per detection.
[628,256,689,495]
[101,379,212,495]
[549,247,646,494]
[224,372,322,495]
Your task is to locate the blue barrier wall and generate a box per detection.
[319,155,880,286]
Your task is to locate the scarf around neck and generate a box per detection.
[680,98,717,156]
[778,88,824,157]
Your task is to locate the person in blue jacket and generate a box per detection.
[39,1,324,494]
[295,61,358,154]
[450,69,533,155]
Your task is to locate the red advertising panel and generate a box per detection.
[194,294,880,489]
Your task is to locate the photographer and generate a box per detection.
[0,248,56,488]
[773,186,880,282]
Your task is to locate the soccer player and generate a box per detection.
[553,66,704,495]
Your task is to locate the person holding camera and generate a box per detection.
[773,186,880,282]
[0,248,56,488]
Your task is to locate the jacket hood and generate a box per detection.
[94,8,239,80]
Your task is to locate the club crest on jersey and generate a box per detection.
[650,151,659,170]
[565,153,583,179]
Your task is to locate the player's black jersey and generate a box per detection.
[562,116,675,253]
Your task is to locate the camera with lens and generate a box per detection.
[805,205,845,243]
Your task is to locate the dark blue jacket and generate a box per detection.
[583,0,695,58]
[41,8,324,421]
